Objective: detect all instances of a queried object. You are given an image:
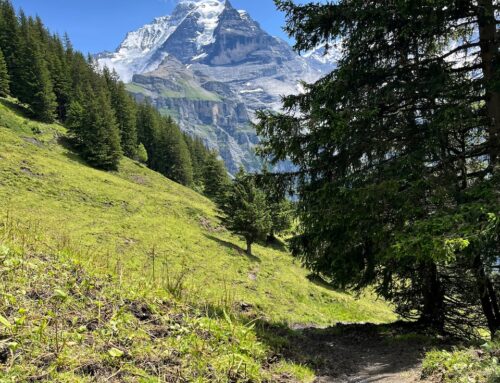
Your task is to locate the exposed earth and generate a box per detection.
[274,323,447,383]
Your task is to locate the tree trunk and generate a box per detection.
[246,239,252,256]
[267,231,277,244]
[477,0,500,170]
[474,254,500,337]
[419,261,445,332]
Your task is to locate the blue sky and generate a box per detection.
[10,0,306,55]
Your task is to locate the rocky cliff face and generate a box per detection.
[97,0,336,173]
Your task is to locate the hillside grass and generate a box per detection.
[422,342,500,382]
[127,80,221,102]
[0,98,395,328]
[0,218,317,382]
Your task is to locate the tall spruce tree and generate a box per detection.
[0,49,9,96]
[203,150,230,202]
[103,68,138,158]
[0,0,20,96]
[218,168,271,256]
[136,102,160,167]
[29,45,57,122]
[185,135,208,191]
[15,16,57,122]
[256,169,293,242]
[156,117,194,186]
[258,0,500,336]
[46,35,72,121]
[67,83,122,170]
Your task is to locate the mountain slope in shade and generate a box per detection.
[97,0,337,173]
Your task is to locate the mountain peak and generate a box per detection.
[96,0,337,172]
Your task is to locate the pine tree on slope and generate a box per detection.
[0,49,9,96]
[203,150,230,202]
[218,168,271,256]
[104,68,138,158]
[67,84,122,170]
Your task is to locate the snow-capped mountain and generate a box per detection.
[97,0,337,173]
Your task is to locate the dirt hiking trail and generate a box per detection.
[275,323,447,383]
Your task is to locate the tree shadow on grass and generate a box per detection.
[264,236,288,252]
[203,234,261,263]
[0,98,31,119]
[56,136,90,166]
[306,273,348,293]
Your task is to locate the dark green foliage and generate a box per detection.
[203,150,230,202]
[0,0,20,95]
[135,103,200,186]
[26,44,57,122]
[0,49,9,96]
[218,168,272,256]
[258,0,500,336]
[256,169,293,241]
[136,143,148,164]
[45,35,72,121]
[136,102,160,165]
[183,133,230,199]
[185,135,209,191]
[155,117,193,186]
[67,83,122,170]
[104,68,138,158]
[14,15,57,122]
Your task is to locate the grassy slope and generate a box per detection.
[1,220,317,382]
[126,81,221,102]
[422,343,500,382]
[0,99,395,327]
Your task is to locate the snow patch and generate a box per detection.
[192,0,225,49]
[304,41,343,65]
[240,88,264,94]
[97,0,226,82]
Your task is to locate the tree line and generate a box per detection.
[258,0,500,338]
[0,0,229,196]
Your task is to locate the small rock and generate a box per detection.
[0,345,9,364]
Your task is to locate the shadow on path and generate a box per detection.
[255,321,451,383]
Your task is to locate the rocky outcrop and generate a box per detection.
[128,57,260,173]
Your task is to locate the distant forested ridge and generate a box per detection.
[0,0,229,194]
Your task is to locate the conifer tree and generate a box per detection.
[185,135,208,190]
[46,35,72,121]
[136,102,160,168]
[67,84,122,170]
[104,68,138,158]
[155,117,194,186]
[15,16,57,122]
[29,46,57,122]
[203,150,230,202]
[0,0,20,95]
[0,49,9,96]
[257,169,293,242]
[258,0,500,335]
[218,168,271,256]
